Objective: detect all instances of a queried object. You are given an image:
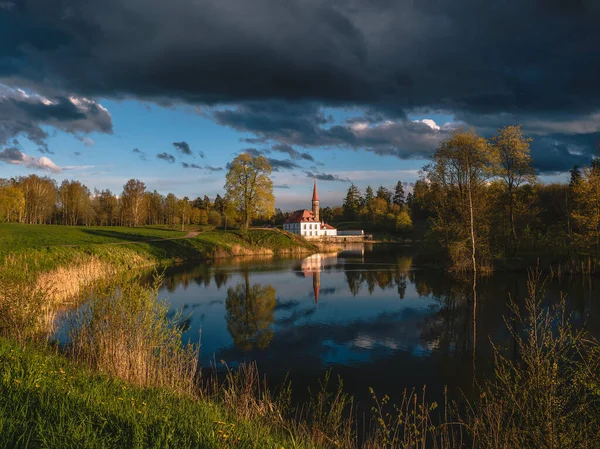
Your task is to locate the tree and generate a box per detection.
[571,162,600,254]
[15,175,57,224]
[146,190,165,225]
[376,186,392,205]
[363,186,374,208]
[0,186,25,222]
[59,180,92,225]
[92,189,118,226]
[426,129,492,273]
[164,193,178,225]
[213,194,225,214]
[570,165,583,188]
[343,183,362,220]
[224,153,275,229]
[393,181,405,207]
[396,210,413,237]
[490,124,535,253]
[371,197,388,217]
[121,179,147,227]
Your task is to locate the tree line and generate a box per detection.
[410,125,600,272]
[0,152,276,229]
[0,176,229,228]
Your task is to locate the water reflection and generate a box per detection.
[225,272,276,350]
[153,247,600,403]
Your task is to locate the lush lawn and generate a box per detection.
[0,224,316,275]
[0,224,187,254]
[0,338,309,449]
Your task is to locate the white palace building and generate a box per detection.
[283,182,338,238]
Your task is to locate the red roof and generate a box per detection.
[312,182,319,201]
[321,223,336,229]
[284,209,317,223]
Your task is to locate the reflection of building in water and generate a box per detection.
[301,253,338,305]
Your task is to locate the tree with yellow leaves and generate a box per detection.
[224,153,274,229]
[490,124,536,254]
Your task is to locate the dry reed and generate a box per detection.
[69,274,199,395]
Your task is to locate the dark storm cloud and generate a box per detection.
[0,86,113,151]
[241,148,267,158]
[204,165,224,172]
[271,143,315,162]
[529,133,600,174]
[268,158,301,171]
[4,0,600,172]
[304,171,350,182]
[217,102,450,159]
[182,162,201,169]
[183,162,224,172]
[5,0,600,114]
[156,152,175,163]
[172,141,192,155]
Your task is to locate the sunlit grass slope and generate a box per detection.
[0,223,316,275]
[0,338,309,449]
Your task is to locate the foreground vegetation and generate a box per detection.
[0,338,305,449]
[3,264,600,448]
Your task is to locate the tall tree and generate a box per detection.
[0,185,25,222]
[426,129,492,273]
[16,175,57,224]
[363,185,374,208]
[213,194,225,214]
[393,181,405,207]
[121,179,147,227]
[376,186,392,205]
[59,180,92,225]
[571,159,600,253]
[490,124,535,253]
[343,183,362,220]
[224,153,275,229]
[92,189,118,226]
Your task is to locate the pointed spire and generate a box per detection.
[312,180,319,202]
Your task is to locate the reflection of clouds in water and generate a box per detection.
[351,334,399,351]
[275,300,301,311]
[276,308,316,326]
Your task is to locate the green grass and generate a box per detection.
[0,224,187,254]
[0,224,316,275]
[0,338,311,449]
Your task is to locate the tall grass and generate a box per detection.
[4,261,600,448]
[0,269,54,343]
[69,274,199,395]
[466,269,600,448]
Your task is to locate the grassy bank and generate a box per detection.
[0,337,310,449]
[1,223,316,270]
[0,224,316,302]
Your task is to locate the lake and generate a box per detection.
[151,244,600,406]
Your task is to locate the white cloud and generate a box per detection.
[0,147,62,173]
[414,118,441,130]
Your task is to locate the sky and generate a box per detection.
[1,0,599,210]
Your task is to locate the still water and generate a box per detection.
[156,244,600,404]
